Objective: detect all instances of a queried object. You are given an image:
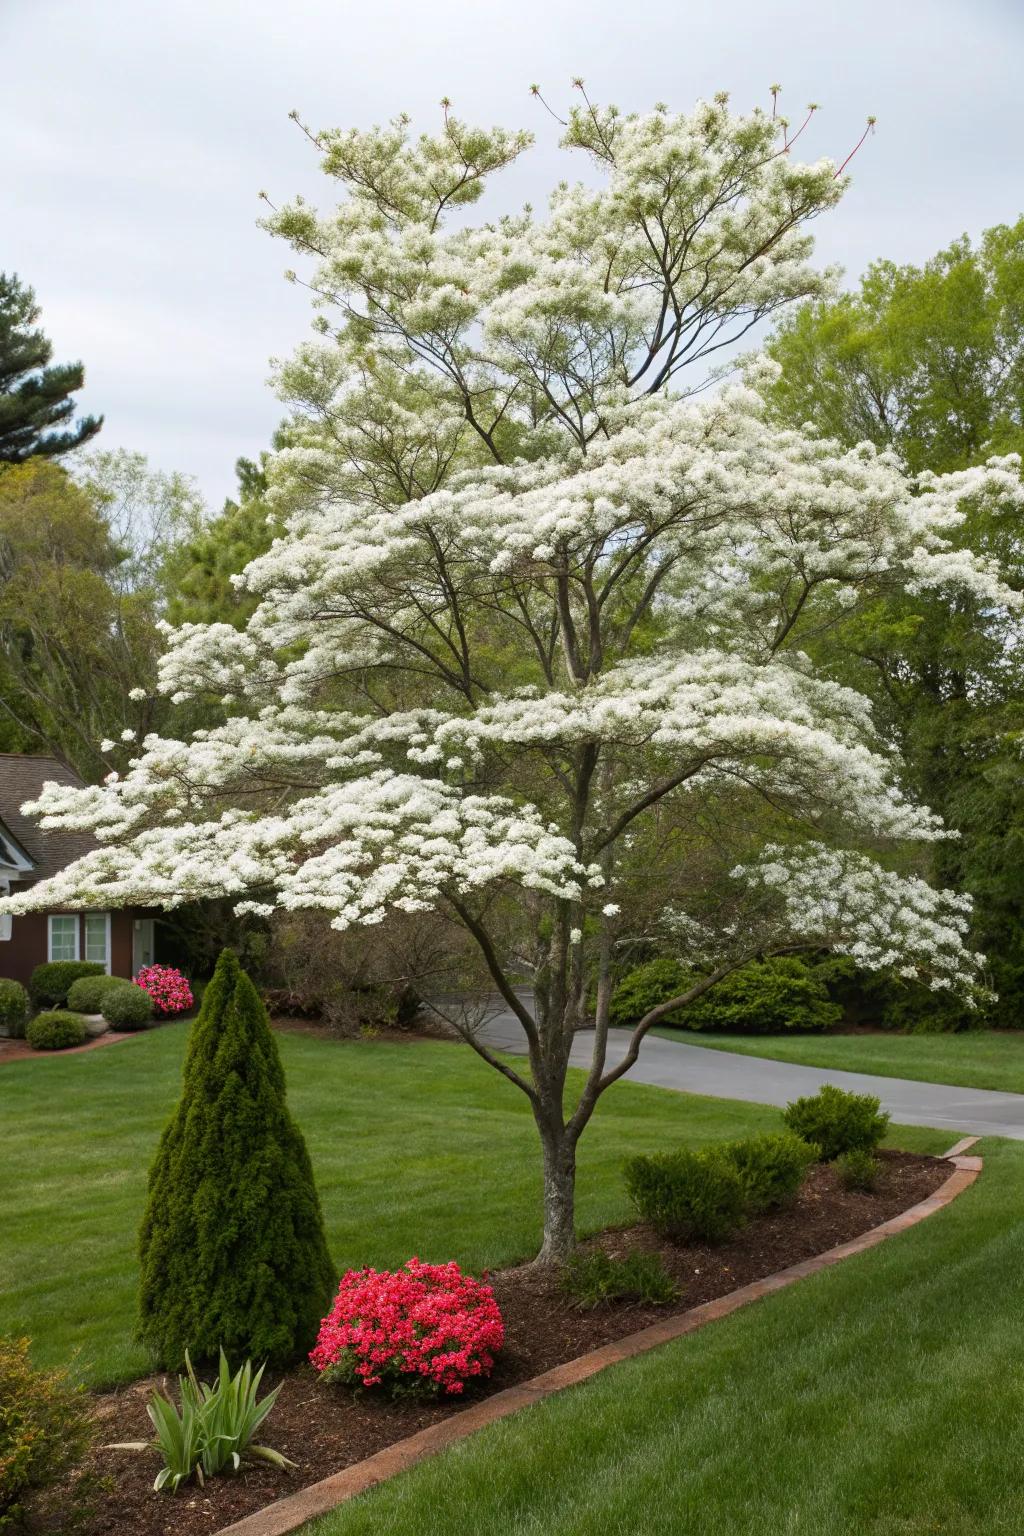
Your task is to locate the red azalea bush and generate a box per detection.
[134,964,194,1017]
[310,1258,504,1396]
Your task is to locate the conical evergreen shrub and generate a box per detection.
[138,948,336,1368]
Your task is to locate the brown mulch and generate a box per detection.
[56,1151,948,1536]
[0,1030,141,1065]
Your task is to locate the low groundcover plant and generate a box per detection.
[311,1258,504,1396]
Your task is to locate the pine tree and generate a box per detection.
[0,272,102,463]
[138,949,336,1367]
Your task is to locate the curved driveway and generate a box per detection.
[473,1003,1024,1141]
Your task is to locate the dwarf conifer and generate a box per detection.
[138,948,335,1366]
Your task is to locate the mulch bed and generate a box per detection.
[62,1151,947,1536]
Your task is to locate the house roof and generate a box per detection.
[0,754,97,883]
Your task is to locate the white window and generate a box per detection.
[84,912,111,972]
[48,915,79,962]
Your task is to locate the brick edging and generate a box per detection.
[216,1145,982,1536]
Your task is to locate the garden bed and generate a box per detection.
[59,1150,946,1536]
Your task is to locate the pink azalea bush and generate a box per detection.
[134,964,193,1017]
[310,1258,504,1396]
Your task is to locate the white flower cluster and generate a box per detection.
[732,843,983,994]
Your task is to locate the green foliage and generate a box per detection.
[112,1349,292,1494]
[836,1147,879,1192]
[812,955,979,1033]
[0,272,102,464]
[0,1336,93,1532]
[613,956,841,1034]
[163,456,278,629]
[560,1249,678,1310]
[29,960,104,1008]
[766,222,1024,1028]
[100,982,153,1031]
[0,979,29,1036]
[722,1131,818,1212]
[624,1147,747,1243]
[137,949,336,1368]
[609,958,694,1027]
[25,1012,89,1051]
[66,973,128,1014]
[783,1085,889,1162]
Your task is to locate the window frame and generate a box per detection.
[83,911,112,973]
[47,914,80,963]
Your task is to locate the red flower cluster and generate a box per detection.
[134,964,193,1017]
[310,1258,505,1396]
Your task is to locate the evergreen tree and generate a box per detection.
[138,949,335,1367]
[0,272,102,463]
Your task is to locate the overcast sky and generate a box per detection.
[4,0,1021,509]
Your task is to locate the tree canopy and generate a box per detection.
[765,222,1024,1019]
[0,272,102,463]
[5,91,1020,1261]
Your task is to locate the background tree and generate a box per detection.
[765,222,1024,1018]
[5,93,1018,1263]
[0,273,102,463]
[138,948,335,1367]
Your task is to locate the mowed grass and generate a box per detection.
[0,1022,944,1388]
[308,1139,1023,1536]
[650,1026,1024,1095]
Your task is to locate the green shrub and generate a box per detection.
[611,956,841,1034]
[723,1132,819,1212]
[138,948,336,1368]
[0,1336,93,1531]
[609,958,694,1027]
[783,1084,890,1161]
[836,1147,880,1191]
[561,1249,678,1310]
[812,955,980,1033]
[101,982,154,1030]
[66,973,128,1013]
[624,1146,747,1243]
[683,957,841,1034]
[0,979,29,1038]
[25,1012,89,1051]
[28,960,104,1008]
[111,1350,292,1494]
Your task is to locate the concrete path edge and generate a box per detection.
[215,1139,982,1536]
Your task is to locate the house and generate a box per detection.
[0,753,157,987]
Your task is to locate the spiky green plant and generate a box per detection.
[110,1349,293,1493]
[137,949,335,1367]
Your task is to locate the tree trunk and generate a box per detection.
[534,1122,577,1266]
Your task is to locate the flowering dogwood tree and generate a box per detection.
[5,90,1022,1261]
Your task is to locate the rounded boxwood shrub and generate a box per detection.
[0,1335,93,1530]
[0,979,30,1038]
[836,1147,880,1191]
[783,1084,890,1161]
[26,1012,89,1051]
[723,1131,819,1212]
[66,973,128,1014]
[29,960,105,1008]
[624,1146,747,1243]
[138,948,336,1368]
[101,982,154,1030]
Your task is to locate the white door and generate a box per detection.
[132,918,155,974]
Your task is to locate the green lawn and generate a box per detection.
[308,1139,1023,1536]
[0,1022,945,1389]
[650,1026,1024,1095]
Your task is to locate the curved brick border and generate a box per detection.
[217,1141,982,1536]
